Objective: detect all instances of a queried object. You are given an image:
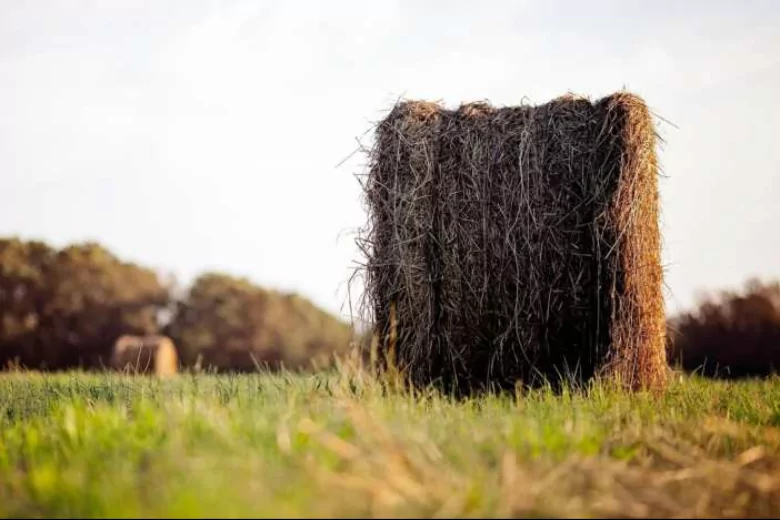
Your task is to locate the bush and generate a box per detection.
[667,278,780,378]
[166,272,354,372]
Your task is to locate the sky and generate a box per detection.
[1,0,779,322]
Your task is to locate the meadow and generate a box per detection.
[1,367,779,518]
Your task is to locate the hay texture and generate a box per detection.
[111,334,178,376]
[358,92,667,395]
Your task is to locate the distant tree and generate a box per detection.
[37,242,171,368]
[167,272,354,372]
[0,238,171,370]
[667,278,780,378]
[0,238,55,367]
[2,237,354,373]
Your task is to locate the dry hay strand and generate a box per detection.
[356,91,667,396]
[111,334,179,377]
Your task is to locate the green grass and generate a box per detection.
[1,368,779,518]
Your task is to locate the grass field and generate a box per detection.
[1,367,779,518]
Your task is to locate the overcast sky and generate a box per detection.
[1,0,779,321]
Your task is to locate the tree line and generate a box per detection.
[667,278,780,378]
[3,236,779,378]
[0,237,354,372]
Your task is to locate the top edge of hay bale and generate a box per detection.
[386,91,653,121]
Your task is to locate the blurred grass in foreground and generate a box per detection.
[1,365,779,518]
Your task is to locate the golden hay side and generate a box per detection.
[597,93,667,391]
[111,334,178,377]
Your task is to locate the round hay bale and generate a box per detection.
[111,334,178,376]
[357,91,668,396]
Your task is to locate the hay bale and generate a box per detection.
[110,334,178,376]
[358,92,667,395]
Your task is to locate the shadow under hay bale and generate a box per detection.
[111,334,178,377]
[357,92,667,396]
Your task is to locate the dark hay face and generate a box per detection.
[356,92,667,396]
